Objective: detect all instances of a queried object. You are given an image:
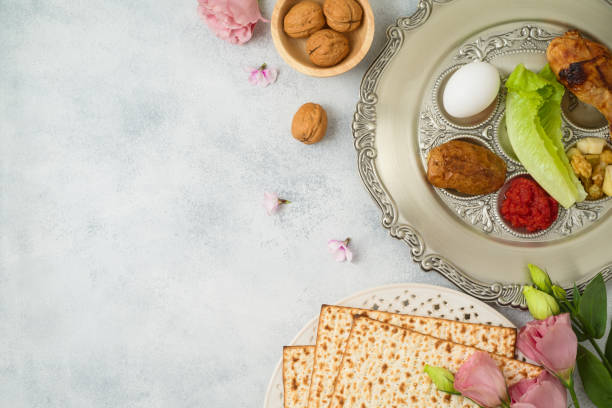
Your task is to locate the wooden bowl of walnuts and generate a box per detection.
[271,0,374,77]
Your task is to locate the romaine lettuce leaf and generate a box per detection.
[505,64,586,208]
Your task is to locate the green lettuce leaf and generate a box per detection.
[505,64,586,208]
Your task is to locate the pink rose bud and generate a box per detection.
[454,351,509,407]
[198,0,266,45]
[517,313,577,382]
[509,371,567,408]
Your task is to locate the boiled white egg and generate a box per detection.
[442,61,500,118]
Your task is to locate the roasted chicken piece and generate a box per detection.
[427,140,506,195]
[546,30,612,137]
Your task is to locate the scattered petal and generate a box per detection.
[264,192,289,215]
[344,246,353,262]
[261,68,278,87]
[328,238,352,263]
[246,63,278,87]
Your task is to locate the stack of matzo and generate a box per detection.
[282,305,541,408]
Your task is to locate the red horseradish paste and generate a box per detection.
[500,177,559,233]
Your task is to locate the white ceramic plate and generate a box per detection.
[352,0,612,308]
[262,283,514,408]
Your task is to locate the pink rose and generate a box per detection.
[198,0,266,45]
[517,313,577,382]
[509,371,567,408]
[454,351,509,407]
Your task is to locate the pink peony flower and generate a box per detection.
[517,313,577,382]
[509,371,567,408]
[328,238,352,262]
[245,63,278,87]
[454,352,509,407]
[197,0,266,45]
[264,192,289,215]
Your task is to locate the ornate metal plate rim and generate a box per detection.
[351,0,612,308]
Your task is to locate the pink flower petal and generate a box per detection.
[509,371,566,408]
[260,68,278,87]
[197,0,263,45]
[517,314,576,379]
[328,240,343,251]
[328,239,352,262]
[509,378,536,402]
[344,246,353,262]
[334,248,347,262]
[263,191,280,215]
[249,70,262,85]
[535,316,577,374]
[454,352,509,407]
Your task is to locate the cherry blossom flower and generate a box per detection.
[328,238,353,262]
[264,192,289,215]
[246,63,278,87]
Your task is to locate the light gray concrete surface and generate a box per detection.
[1,1,610,407]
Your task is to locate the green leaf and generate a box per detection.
[424,365,460,395]
[577,345,612,407]
[523,286,560,320]
[606,320,612,363]
[578,274,607,339]
[573,283,581,309]
[572,323,588,342]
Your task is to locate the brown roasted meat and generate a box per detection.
[546,30,612,136]
[427,140,506,195]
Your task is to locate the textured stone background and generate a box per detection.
[1,0,610,407]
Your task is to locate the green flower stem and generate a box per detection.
[587,337,612,377]
[559,300,612,376]
[568,314,586,336]
[559,376,581,408]
[568,383,580,408]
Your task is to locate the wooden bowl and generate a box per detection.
[271,0,374,78]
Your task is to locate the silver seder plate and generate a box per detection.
[352,0,612,307]
[419,23,611,241]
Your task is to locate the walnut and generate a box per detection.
[291,103,327,144]
[588,184,604,200]
[592,163,607,186]
[283,1,326,38]
[323,0,363,32]
[306,29,350,67]
[571,151,592,179]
